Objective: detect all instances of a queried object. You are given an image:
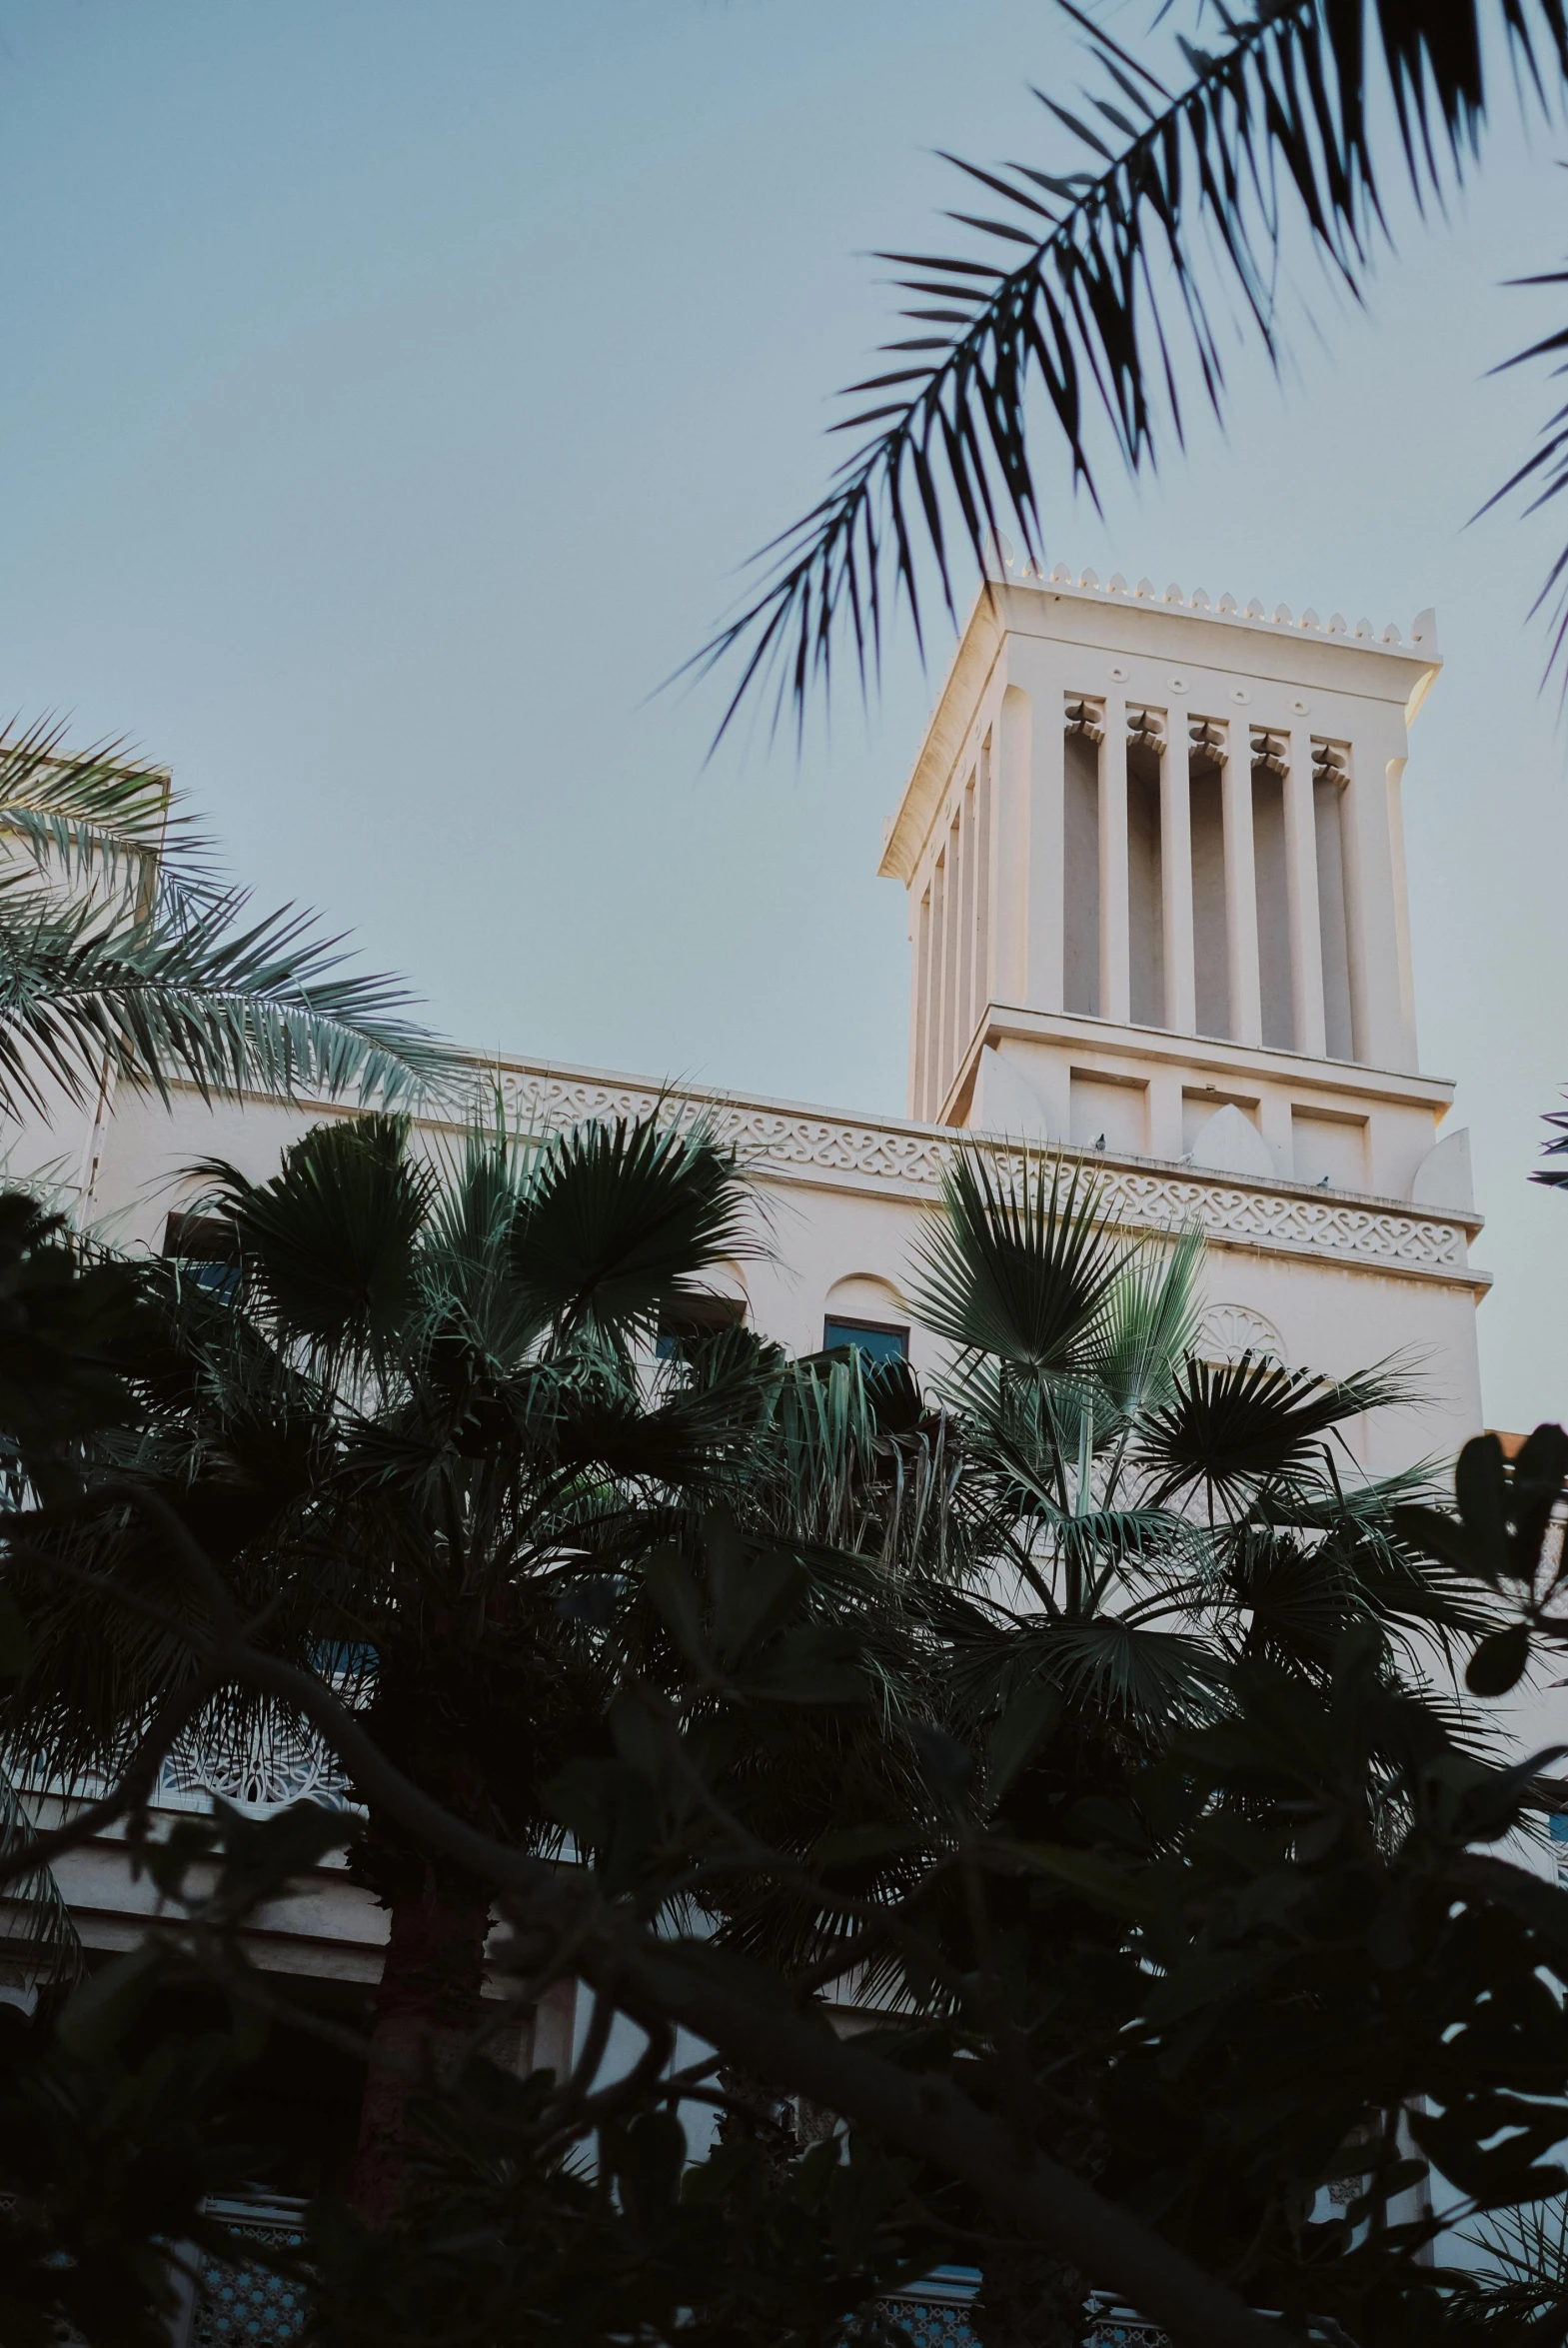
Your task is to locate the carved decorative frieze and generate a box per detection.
[480,1066,1473,1276]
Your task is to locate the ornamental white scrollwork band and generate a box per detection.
[478,1064,1470,1275]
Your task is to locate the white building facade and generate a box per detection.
[7,566,1489,1986]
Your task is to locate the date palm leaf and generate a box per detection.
[690,0,1568,739]
[0,1757,83,1991]
[0,876,452,1120]
[0,718,217,923]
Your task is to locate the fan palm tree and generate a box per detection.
[1,1126,1483,2280]
[0,718,449,1119]
[2,1105,778,2222]
[691,0,1568,741]
[906,1151,1482,1731]
[674,1151,1488,2348]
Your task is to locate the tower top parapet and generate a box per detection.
[983,548,1436,661]
[882,571,1439,889]
[876,565,1458,1212]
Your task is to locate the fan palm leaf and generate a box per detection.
[1135,1353,1420,1512]
[508,1113,760,1347]
[188,1118,436,1371]
[1088,1223,1206,1423]
[908,1148,1120,1375]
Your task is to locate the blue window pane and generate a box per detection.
[1550,1814,1568,1844]
[822,1316,908,1365]
[188,1262,241,1303]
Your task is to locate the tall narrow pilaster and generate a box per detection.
[909,885,932,1118]
[957,777,978,1063]
[1161,721,1196,1033]
[1022,687,1064,1012]
[1099,696,1131,1025]
[1338,754,1406,1070]
[1284,728,1326,1059]
[1223,716,1263,1046]
[927,847,948,1116]
[970,743,993,1037]
[994,687,1033,1006]
[1386,754,1419,1068]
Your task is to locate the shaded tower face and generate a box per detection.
[878,570,1466,1207]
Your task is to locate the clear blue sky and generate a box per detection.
[0,0,1564,1429]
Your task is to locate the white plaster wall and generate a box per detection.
[76,1071,1485,1477]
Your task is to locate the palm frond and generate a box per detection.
[0,1756,83,1991]
[1533,1093,1568,1186]
[1088,1223,1207,1423]
[187,1117,435,1368]
[688,0,1568,738]
[0,877,454,1118]
[907,1148,1121,1375]
[949,1606,1226,1730]
[0,717,217,919]
[509,1114,761,1344]
[1136,1352,1419,1511]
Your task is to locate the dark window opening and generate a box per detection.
[657,1292,745,1360]
[162,1210,241,1302]
[822,1315,909,1365]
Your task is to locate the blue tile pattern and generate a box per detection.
[192,2220,307,2345]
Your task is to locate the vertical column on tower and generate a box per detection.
[937,805,962,1112]
[992,685,1034,1012]
[1283,726,1327,1059]
[1385,754,1420,1068]
[927,845,948,1117]
[1099,693,1131,1025]
[956,772,978,1074]
[1223,714,1263,1047]
[1337,733,1408,1069]
[969,735,993,1042]
[909,883,932,1119]
[1022,685,1064,1013]
[1161,715,1196,1034]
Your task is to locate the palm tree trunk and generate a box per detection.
[346,1870,493,2227]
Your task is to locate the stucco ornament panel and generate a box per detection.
[488,1068,1468,1275]
[159,1716,355,1816]
[1199,1303,1287,1366]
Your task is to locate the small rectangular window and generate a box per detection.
[656,1293,745,1360]
[822,1315,909,1365]
[161,1211,241,1302]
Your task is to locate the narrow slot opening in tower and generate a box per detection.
[1314,767,1355,1061]
[1252,755,1293,1050]
[1127,724,1164,1028]
[1189,742,1230,1039]
[1064,727,1100,1016]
